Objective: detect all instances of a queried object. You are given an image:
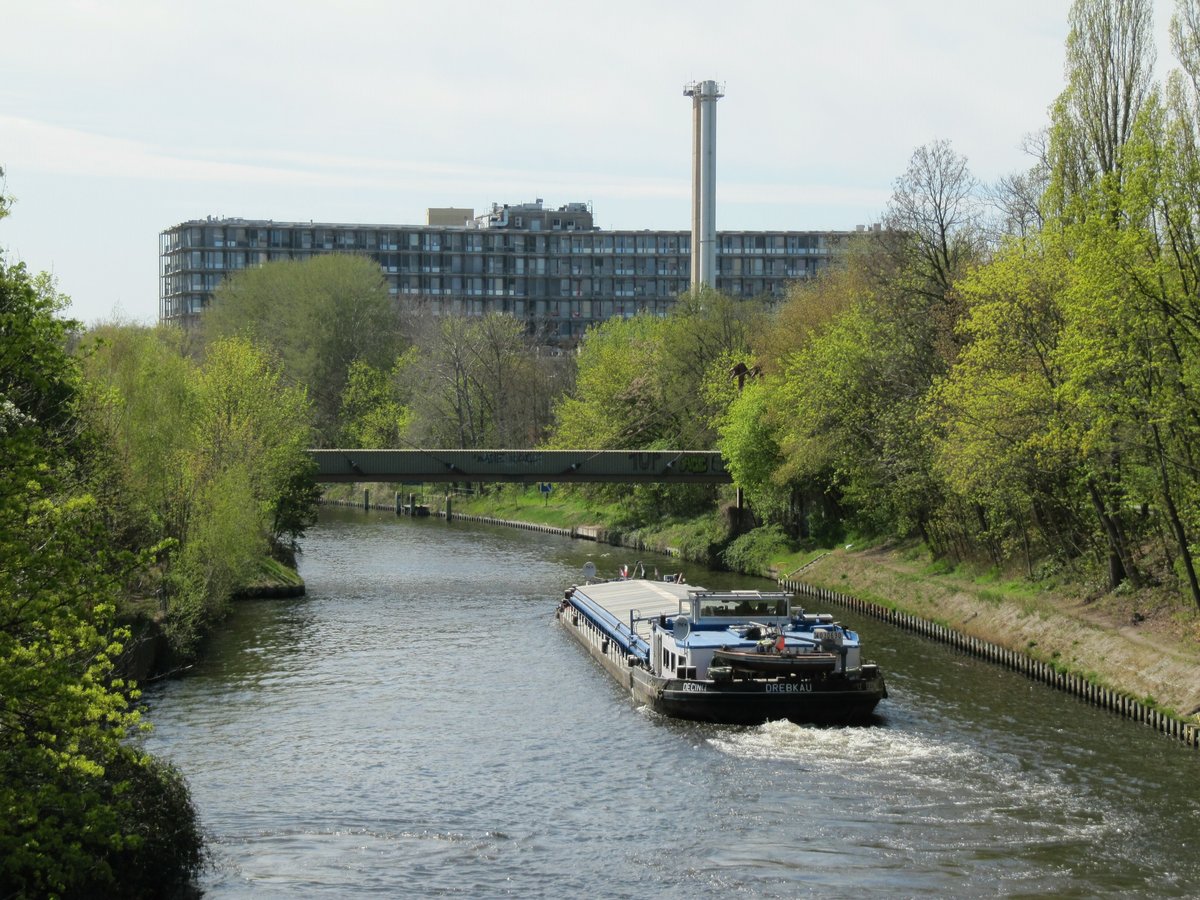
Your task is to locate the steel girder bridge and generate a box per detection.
[308,449,730,484]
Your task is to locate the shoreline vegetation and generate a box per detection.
[321,483,1200,741]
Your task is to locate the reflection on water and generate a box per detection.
[143,509,1200,898]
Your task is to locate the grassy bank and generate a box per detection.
[235,556,306,599]
[794,545,1200,721]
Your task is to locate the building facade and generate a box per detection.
[159,200,848,338]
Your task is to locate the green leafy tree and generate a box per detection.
[656,288,765,450]
[80,324,196,546]
[338,354,414,447]
[717,376,791,524]
[546,295,760,522]
[761,139,984,546]
[165,336,316,647]
[546,312,670,452]
[81,328,318,652]
[927,236,1090,571]
[203,253,403,442]
[1046,0,1155,216]
[0,224,202,894]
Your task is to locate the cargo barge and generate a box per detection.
[556,572,887,725]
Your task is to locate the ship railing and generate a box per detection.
[569,593,650,660]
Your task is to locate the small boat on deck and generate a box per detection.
[710,646,840,675]
[555,566,887,725]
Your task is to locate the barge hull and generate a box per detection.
[634,668,885,725]
[557,599,885,726]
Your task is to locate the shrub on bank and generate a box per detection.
[722,525,790,577]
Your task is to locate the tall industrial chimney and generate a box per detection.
[684,80,724,291]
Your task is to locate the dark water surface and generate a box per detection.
[143,509,1200,897]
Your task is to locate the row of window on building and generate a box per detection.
[162,224,833,256]
[162,249,817,279]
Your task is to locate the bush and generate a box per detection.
[722,524,790,576]
[0,748,204,900]
[102,751,206,900]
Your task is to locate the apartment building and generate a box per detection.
[159,200,848,338]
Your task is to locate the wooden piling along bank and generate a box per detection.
[780,578,1199,750]
[320,494,1197,749]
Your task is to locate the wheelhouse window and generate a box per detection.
[696,595,788,618]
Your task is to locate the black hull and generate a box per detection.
[634,668,886,726]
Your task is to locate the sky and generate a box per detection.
[0,0,1183,325]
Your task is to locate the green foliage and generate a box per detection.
[546,312,670,451]
[98,751,206,899]
[203,253,403,442]
[717,378,791,522]
[722,525,790,576]
[338,354,414,447]
[80,328,318,653]
[193,335,318,548]
[545,295,762,520]
[0,247,202,895]
[653,512,731,565]
[549,294,763,453]
[656,289,765,449]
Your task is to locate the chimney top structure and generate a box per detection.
[684,80,724,291]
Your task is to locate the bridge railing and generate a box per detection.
[308,448,730,484]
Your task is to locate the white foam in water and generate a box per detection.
[707,719,1135,850]
[708,718,977,769]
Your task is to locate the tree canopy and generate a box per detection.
[203,253,403,442]
[0,214,202,894]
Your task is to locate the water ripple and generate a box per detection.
[143,511,1200,898]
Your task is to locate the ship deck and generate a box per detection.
[570,579,692,642]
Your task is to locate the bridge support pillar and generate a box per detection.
[445,495,453,522]
[363,489,370,511]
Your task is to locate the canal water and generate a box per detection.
[143,509,1200,898]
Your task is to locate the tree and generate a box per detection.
[400,310,565,450]
[926,237,1089,572]
[989,130,1052,243]
[0,238,202,894]
[760,144,984,543]
[80,328,319,652]
[547,312,667,452]
[657,288,765,450]
[79,323,197,546]
[717,376,792,526]
[753,262,861,375]
[338,354,414,447]
[883,138,985,307]
[203,254,404,442]
[1047,0,1155,213]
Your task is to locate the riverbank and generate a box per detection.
[115,555,305,683]
[792,545,1200,721]
[235,555,306,599]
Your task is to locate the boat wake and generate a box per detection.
[706,718,1136,853]
[707,717,967,768]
